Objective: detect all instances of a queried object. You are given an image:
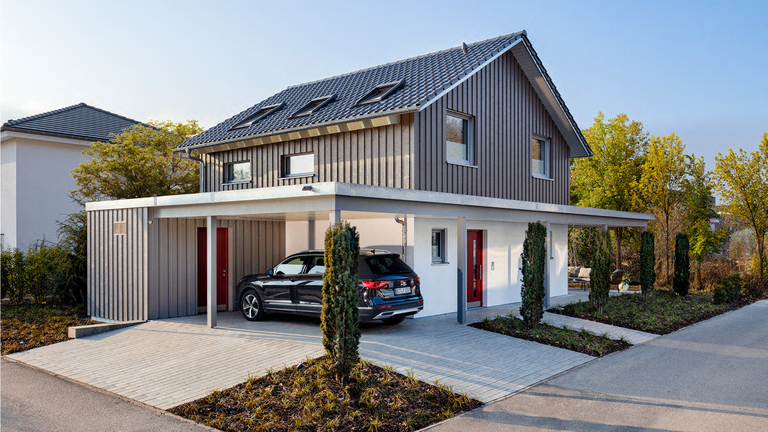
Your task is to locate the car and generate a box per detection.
[235,249,423,325]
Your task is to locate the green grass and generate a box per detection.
[1,302,96,355]
[169,356,481,432]
[470,315,630,357]
[550,290,751,335]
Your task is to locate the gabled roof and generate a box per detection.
[177,31,591,158]
[1,103,142,142]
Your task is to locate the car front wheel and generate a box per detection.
[241,290,265,321]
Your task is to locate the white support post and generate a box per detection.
[329,210,341,225]
[457,217,467,324]
[207,215,217,328]
[543,221,551,309]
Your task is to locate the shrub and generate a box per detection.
[321,221,361,380]
[520,221,546,327]
[713,273,743,304]
[674,233,690,296]
[589,230,610,313]
[639,231,656,300]
[744,275,768,299]
[26,242,59,303]
[55,208,88,305]
[699,258,739,291]
[2,248,28,304]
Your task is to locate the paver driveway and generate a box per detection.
[9,308,592,409]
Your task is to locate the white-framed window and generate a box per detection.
[446,111,474,165]
[225,161,251,183]
[432,229,446,264]
[532,136,551,179]
[282,153,315,177]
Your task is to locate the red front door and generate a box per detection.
[467,230,483,308]
[197,227,229,310]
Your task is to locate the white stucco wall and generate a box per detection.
[549,223,569,299]
[0,134,91,250]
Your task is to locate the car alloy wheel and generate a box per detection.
[241,290,264,321]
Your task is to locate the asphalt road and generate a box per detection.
[0,358,212,432]
[431,300,768,432]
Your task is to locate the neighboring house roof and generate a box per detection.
[1,103,142,142]
[176,31,592,158]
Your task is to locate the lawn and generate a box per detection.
[549,290,752,335]
[1,303,96,355]
[169,356,481,432]
[470,315,630,357]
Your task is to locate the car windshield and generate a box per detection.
[364,255,413,275]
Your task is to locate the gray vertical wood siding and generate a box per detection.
[88,208,285,321]
[413,50,571,204]
[201,114,415,192]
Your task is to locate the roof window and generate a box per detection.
[229,103,284,130]
[291,95,335,118]
[356,80,404,106]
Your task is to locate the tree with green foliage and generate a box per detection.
[321,221,361,380]
[520,221,547,327]
[673,233,690,296]
[712,133,768,280]
[640,231,656,300]
[53,195,89,305]
[589,230,611,313]
[683,156,726,288]
[636,133,688,285]
[572,112,648,270]
[72,120,203,200]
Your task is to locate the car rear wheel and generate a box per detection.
[382,315,406,325]
[241,290,265,321]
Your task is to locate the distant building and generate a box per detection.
[1,103,141,250]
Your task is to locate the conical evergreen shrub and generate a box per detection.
[639,231,656,301]
[673,233,690,296]
[321,221,361,380]
[520,221,547,327]
[589,230,611,313]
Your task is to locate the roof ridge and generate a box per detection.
[2,102,143,128]
[284,31,526,90]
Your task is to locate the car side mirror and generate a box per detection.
[267,269,274,276]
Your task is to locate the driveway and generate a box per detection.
[8,305,593,409]
[430,300,768,431]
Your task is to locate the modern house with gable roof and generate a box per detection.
[86,31,653,326]
[1,103,141,250]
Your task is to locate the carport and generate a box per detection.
[86,182,652,327]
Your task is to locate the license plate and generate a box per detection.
[395,287,411,295]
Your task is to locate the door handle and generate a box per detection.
[290,277,298,282]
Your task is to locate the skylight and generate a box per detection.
[291,95,335,118]
[229,103,284,130]
[356,80,404,106]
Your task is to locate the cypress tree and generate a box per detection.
[639,231,656,301]
[520,221,547,327]
[673,233,690,296]
[589,230,611,313]
[321,221,361,380]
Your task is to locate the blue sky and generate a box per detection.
[2,0,766,170]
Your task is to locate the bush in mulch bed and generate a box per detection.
[549,290,754,335]
[1,302,96,355]
[470,315,630,357]
[169,356,481,432]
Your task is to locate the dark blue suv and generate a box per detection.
[235,249,423,325]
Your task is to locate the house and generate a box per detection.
[1,103,141,250]
[85,31,653,326]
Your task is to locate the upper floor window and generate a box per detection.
[356,80,404,106]
[291,95,335,118]
[229,103,283,130]
[446,111,474,165]
[282,153,314,177]
[225,161,251,183]
[532,136,551,179]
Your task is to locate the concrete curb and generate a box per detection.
[68,320,146,338]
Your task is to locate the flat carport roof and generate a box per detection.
[86,182,653,327]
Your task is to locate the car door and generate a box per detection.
[296,255,325,315]
[261,255,306,313]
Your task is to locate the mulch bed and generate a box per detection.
[169,356,481,432]
[1,302,96,355]
[470,315,631,357]
[549,290,755,335]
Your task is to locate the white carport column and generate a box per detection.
[457,217,467,324]
[543,221,551,309]
[329,210,341,224]
[207,215,217,328]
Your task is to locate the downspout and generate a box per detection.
[394,216,407,263]
[185,148,205,193]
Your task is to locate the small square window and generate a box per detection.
[282,153,314,177]
[446,112,474,165]
[225,161,251,183]
[532,137,550,178]
[432,229,446,263]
